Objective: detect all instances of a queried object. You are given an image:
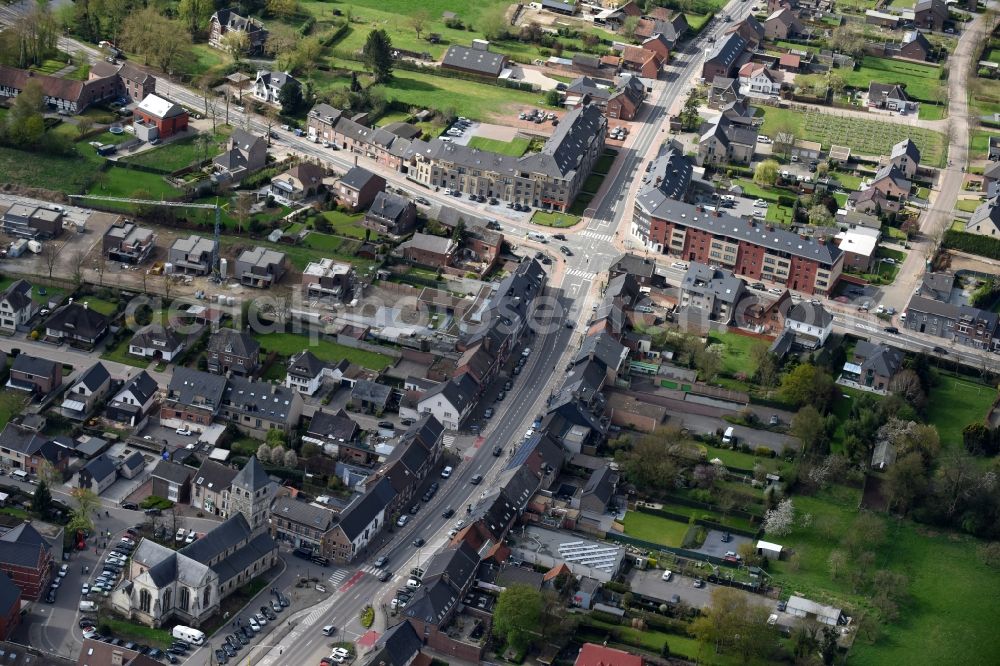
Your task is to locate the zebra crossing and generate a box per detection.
[580,230,614,243]
[327,569,348,586]
[442,433,456,448]
[565,268,596,279]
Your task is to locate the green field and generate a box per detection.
[531,210,581,227]
[466,136,530,156]
[759,107,947,166]
[841,56,943,102]
[0,391,29,428]
[621,511,689,547]
[706,330,763,377]
[926,374,997,448]
[88,166,184,201]
[0,145,97,193]
[253,332,393,370]
[120,129,231,173]
[918,103,945,121]
[100,335,151,369]
[956,198,982,212]
[970,129,996,155]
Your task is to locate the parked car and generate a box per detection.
[441,466,453,478]
[470,474,483,485]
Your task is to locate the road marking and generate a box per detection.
[327,569,347,585]
[442,433,456,448]
[566,268,595,279]
[579,230,614,243]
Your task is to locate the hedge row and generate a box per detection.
[943,229,1000,260]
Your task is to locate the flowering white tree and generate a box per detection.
[256,444,272,464]
[764,498,796,536]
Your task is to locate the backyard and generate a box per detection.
[925,374,997,448]
[466,136,531,157]
[705,331,762,377]
[759,107,947,166]
[840,56,943,102]
[318,211,368,239]
[621,510,688,548]
[0,391,29,428]
[120,129,232,173]
[252,332,394,371]
[100,336,150,369]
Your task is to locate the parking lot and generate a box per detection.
[694,529,753,559]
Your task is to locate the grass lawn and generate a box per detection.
[956,198,982,213]
[685,12,711,32]
[926,374,997,448]
[918,103,945,121]
[120,129,231,172]
[706,330,764,377]
[319,211,368,239]
[531,210,581,227]
[969,129,995,155]
[969,78,1000,118]
[466,136,530,156]
[80,297,118,317]
[183,43,228,79]
[88,166,184,201]
[374,110,413,126]
[65,64,91,81]
[621,511,688,548]
[0,391,29,428]
[101,617,172,647]
[841,56,943,102]
[100,336,149,369]
[0,144,100,193]
[759,107,946,166]
[253,332,394,370]
[30,57,69,75]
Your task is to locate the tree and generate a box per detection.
[493,584,542,652]
[791,405,828,455]
[266,428,286,447]
[362,29,394,84]
[70,249,86,289]
[883,451,927,513]
[33,479,53,517]
[621,15,640,39]
[278,78,305,114]
[545,88,562,106]
[267,0,298,19]
[479,6,509,40]
[829,23,866,58]
[963,422,996,456]
[764,498,795,536]
[121,9,192,73]
[36,459,61,486]
[409,9,430,40]
[234,191,253,234]
[75,116,95,138]
[177,0,214,36]
[220,29,250,63]
[266,24,298,59]
[615,426,686,493]
[70,487,100,531]
[256,444,272,464]
[808,204,833,226]
[889,368,927,412]
[779,364,835,412]
[6,79,46,146]
[283,448,298,467]
[41,241,59,279]
[753,159,779,187]
[691,587,776,659]
[694,345,723,382]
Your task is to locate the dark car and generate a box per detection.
[777,600,787,612]
[144,507,161,516]
[751,282,765,290]
[120,502,138,510]
[234,632,249,645]
[492,445,503,457]
[147,648,164,659]
[45,589,56,603]
[442,507,455,519]
[559,245,572,256]
[223,642,237,657]
[721,532,731,542]
[932,346,948,354]
[883,326,899,334]
[489,198,499,205]
[241,626,254,640]
[378,569,392,582]
[553,233,567,241]
[215,648,228,664]
[541,255,552,264]
[468,193,477,201]
[412,538,425,547]
[470,474,483,485]
[166,654,178,664]
[262,606,276,621]
[79,618,97,628]
[378,421,394,429]
[670,594,681,604]
[693,578,705,588]
[409,504,419,515]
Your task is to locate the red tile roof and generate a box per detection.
[575,643,643,666]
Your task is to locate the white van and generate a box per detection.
[172,625,206,645]
[526,231,548,243]
[79,600,98,612]
[11,470,29,482]
[722,426,736,445]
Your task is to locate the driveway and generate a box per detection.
[694,529,753,559]
[627,568,773,612]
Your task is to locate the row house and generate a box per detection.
[631,195,843,295]
[904,296,1000,352]
[105,370,159,427]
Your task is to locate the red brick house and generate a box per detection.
[606,76,646,120]
[0,574,21,640]
[399,233,456,268]
[621,45,662,79]
[8,354,60,395]
[87,60,156,103]
[160,367,227,431]
[133,94,188,140]
[0,523,54,601]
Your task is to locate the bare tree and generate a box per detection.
[70,249,86,288]
[95,252,108,287]
[234,191,253,234]
[41,242,59,279]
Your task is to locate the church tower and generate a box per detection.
[228,456,274,535]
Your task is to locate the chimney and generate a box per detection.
[354,155,358,167]
[83,301,89,309]
[818,237,826,245]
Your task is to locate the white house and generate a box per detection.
[784,302,834,347]
[253,70,299,106]
[417,375,477,431]
[128,324,185,362]
[284,351,348,396]
[0,279,37,333]
[737,62,781,97]
[105,371,159,427]
[61,362,112,421]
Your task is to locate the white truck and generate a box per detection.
[27,240,42,254]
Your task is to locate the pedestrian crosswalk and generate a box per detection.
[327,569,348,586]
[566,268,596,279]
[580,230,614,243]
[442,433,456,448]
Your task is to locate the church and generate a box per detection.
[111,457,278,628]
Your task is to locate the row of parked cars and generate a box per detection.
[80,619,179,664]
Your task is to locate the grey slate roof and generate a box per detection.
[131,323,182,351]
[0,279,32,311]
[400,232,455,255]
[207,328,259,359]
[193,459,238,493]
[287,350,328,378]
[872,164,911,190]
[338,476,396,541]
[682,262,745,305]
[76,362,110,392]
[11,354,57,378]
[634,196,842,265]
[167,367,227,409]
[224,376,299,425]
[363,620,422,666]
[403,541,480,625]
[231,455,271,492]
[84,453,117,482]
[642,147,692,200]
[966,196,1000,233]
[575,331,628,373]
[581,465,617,506]
[854,341,903,377]
[442,44,507,76]
[890,137,921,165]
[151,460,193,485]
[420,374,476,414]
[787,302,833,328]
[0,523,50,568]
[45,302,110,339]
[351,379,392,407]
[367,191,412,223]
[307,408,359,442]
[211,531,275,584]
[339,166,381,192]
[272,496,337,531]
[566,76,611,102]
[255,70,298,91]
[179,512,251,565]
[610,252,656,279]
[869,82,908,102]
[120,370,158,405]
[706,33,747,68]
[122,451,145,474]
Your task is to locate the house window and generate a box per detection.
[203,587,211,607]
[139,589,151,613]
[179,587,190,611]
